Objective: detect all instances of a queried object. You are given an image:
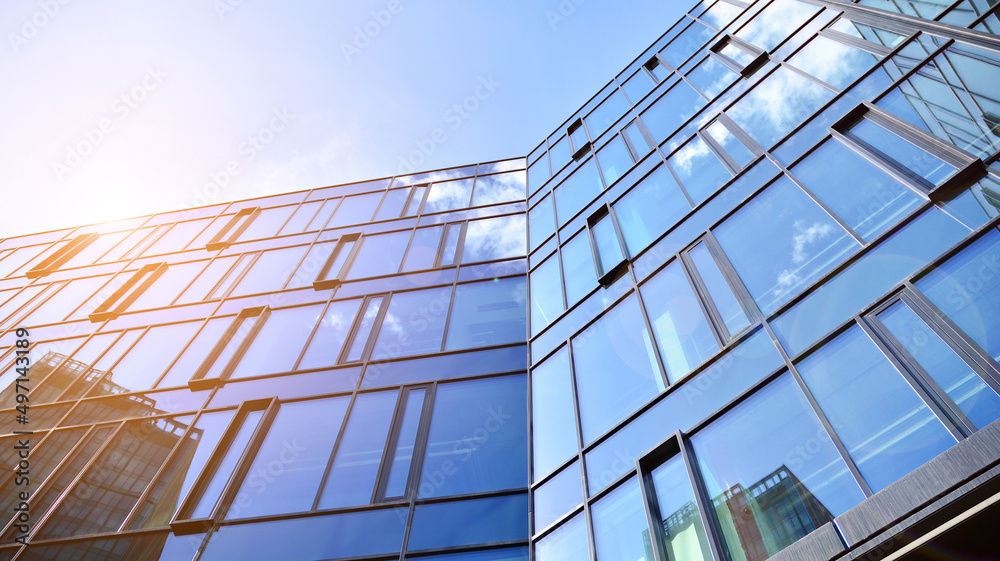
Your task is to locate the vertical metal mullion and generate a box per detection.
[360,292,393,363]
[373,388,409,503]
[404,383,436,500]
[337,295,377,365]
[679,435,729,561]
[311,391,361,511]
[680,250,732,346]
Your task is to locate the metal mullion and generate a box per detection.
[337,295,380,365]
[372,388,409,503]
[564,338,589,498]
[629,262,672,391]
[680,252,731,347]
[20,420,129,542]
[359,293,393,363]
[290,299,335,372]
[834,129,940,195]
[865,298,979,436]
[403,383,436,501]
[635,455,667,561]
[698,129,742,175]
[49,329,135,404]
[678,434,728,561]
[663,160,698,209]
[901,288,1000,392]
[717,112,766,156]
[857,315,969,442]
[781,58,842,93]
[784,165,868,245]
[279,240,318,291]
[437,281,459,354]
[703,230,763,325]
[310,391,361,512]
[370,189,393,223]
[820,27,894,56]
[209,400,280,523]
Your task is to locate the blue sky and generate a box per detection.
[1,0,685,237]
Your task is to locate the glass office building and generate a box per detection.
[3,0,1000,559]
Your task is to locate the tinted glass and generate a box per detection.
[591,477,653,561]
[383,389,426,497]
[592,214,625,273]
[534,460,583,531]
[327,193,381,228]
[689,242,750,336]
[534,513,590,561]
[370,286,452,359]
[425,178,474,213]
[344,230,410,280]
[297,299,363,370]
[462,215,527,264]
[473,172,527,206]
[642,82,708,142]
[229,247,306,297]
[850,118,955,186]
[230,305,323,379]
[561,230,599,306]
[529,196,556,251]
[597,135,634,187]
[446,277,527,350]
[651,455,712,561]
[615,165,692,255]
[403,226,444,272]
[669,135,733,204]
[408,494,529,551]
[374,188,410,221]
[587,90,630,139]
[729,66,836,149]
[531,255,565,334]
[554,159,604,226]
[532,348,578,480]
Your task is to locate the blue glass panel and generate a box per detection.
[651,455,712,561]
[531,255,565,334]
[318,391,397,509]
[370,286,452,360]
[586,328,781,494]
[408,494,529,550]
[878,301,1000,429]
[937,174,1000,230]
[850,118,955,186]
[593,214,625,271]
[687,56,738,98]
[374,188,410,221]
[446,277,527,350]
[641,82,708,143]
[587,90,630,139]
[554,159,604,226]
[532,348,579,481]
[597,135,635,187]
[729,66,836,149]
[344,230,410,279]
[528,156,551,194]
[473,171,527,206]
[623,71,655,105]
[573,295,663,443]
[798,326,956,492]
[615,165,692,256]
[642,260,719,383]
[562,230,599,306]
[199,508,407,560]
[462,215,527,263]
[662,20,715,67]
[917,229,1000,362]
[792,138,921,240]
[529,196,557,251]
[230,305,324,379]
[706,121,754,167]
[736,0,821,51]
[361,345,527,389]
[298,299,363,370]
[327,193,381,228]
[534,513,590,561]
[789,35,880,90]
[419,375,528,498]
[534,461,583,531]
[669,136,733,204]
[689,242,749,336]
[772,207,970,356]
[692,374,866,559]
[592,477,654,561]
[416,548,530,561]
[425,178,474,213]
[384,389,425,497]
[550,136,573,173]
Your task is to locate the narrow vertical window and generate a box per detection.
[206,207,261,250]
[587,205,628,286]
[314,233,362,289]
[342,295,386,363]
[25,233,98,278]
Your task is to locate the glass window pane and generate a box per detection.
[850,118,956,186]
[129,262,204,311]
[327,193,381,228]
[669,135,733,204]
[229,247,307,297]
[405,185,428,216]
[706,121,755,167]
[462,215,527,264]
[237,207,295,242]
[528,156,552,193]
[692,374,866,560]
[226,397,349,519]
[689,242,750,336]
[592,215,625,273]
[623,122,651,156]
[597,136,634,187]
[229,305,323,379]
[614,165,692,256]
[651,455,712,561]
[534,460,583,531]
[623,70,655,104]
[403,226,444,272]
[554,159,604,227]
[729,66,836,149]
[473,172,527,206]
[562,230,599,306]
[641,82,708,143]
[550,136,572,172]
[792,138,921,240]
[790,35,880,90]
[529,196,556,251]
[370,286,453,360]
[687,56,739,98]
[587,90,630,139]
[916,230,1000,362]
[158,317,230,388]
[279,200,323,235]
[191,410,264,519]
[797,325,956,492]
[662,20,715,67]
[642,260,719,382]
[592,477,654,561]
[877,300,1000,429]
[736,0,821,51]
[298,299,363,370]
[425,178,475,213]
[384,389,426,498]
[346,296,383,362]
[374,188,410,221]
[94,322,200,393]
[534,513,590,561]
[531,255,564,334]
[318,390,398,509]
[441,223,463,266]
[344,230,410,280]
[720,41,756,66]
[714,176,859,315]
[418,375,528,498]
[407,494,528,551]
[573,295,663,443]
[570,125,588,153]
[532,347,579,480]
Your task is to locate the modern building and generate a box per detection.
[2,0,1000,559]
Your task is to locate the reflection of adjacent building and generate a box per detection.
[713,467,832,561]
[643,500,713,561]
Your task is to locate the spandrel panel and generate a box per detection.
[418,375,528,498]
[642,260,719,383]
[446,277,527,351]
[318,390,397,509]
[692,374,866,560]
[791,138,921,241]
[229,304,323,379]
[226,397,349,519]
[532,348,578,481]
[916,229,1000,362]
[798,325,956,492]
[462,215,527,264]
[573,294,663,443]
[714,176,859,315]
[297,299,363,370]
[878,300,1000,429]
[370,286,452,360]
[729,66,836,149]
[614,165,692,256]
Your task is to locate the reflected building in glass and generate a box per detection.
[3,0,1000,559]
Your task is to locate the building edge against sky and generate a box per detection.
[1,0,1000,560]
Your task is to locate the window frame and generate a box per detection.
[89,263,168,322]
[206,207,261,251]
[25,233,99,279]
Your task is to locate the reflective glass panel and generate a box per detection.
[669,135,733,204]
[473,172,527,206]
[344,230,410,280]
[531,255,565,334]
[592,477,653,561]
[425,178,474,213]
[402,226,444,272]
[462,215,527,263]
[534,460,583,531]
[190,410,264,519]
[229,305,323,379]
[736,0,821,51]
[229,247,307,297]
[408,494,529,551]
[641,82,708,143]
[849,118,956,186]
[370,286,453,359]
[529,196,556,251]
[587,90,630,139]
[592,214,625,273]
[346,296,383,362]
[374,188,410,221]
[298,299,363,370]
[534,513,590,561]
[615,165,692,255]
[651,455,712,561]
[689,242,750,336]
[789,35,879,90]
[553,159,604,226]
[562,230,599,306]
[445,276,526,351]
[326,192,381,228]
[532,347,578,480]
[729,66,836,149]
[384,389,426,497]
[597,135,634,187]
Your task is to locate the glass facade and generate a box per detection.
[3,0,1000,559]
